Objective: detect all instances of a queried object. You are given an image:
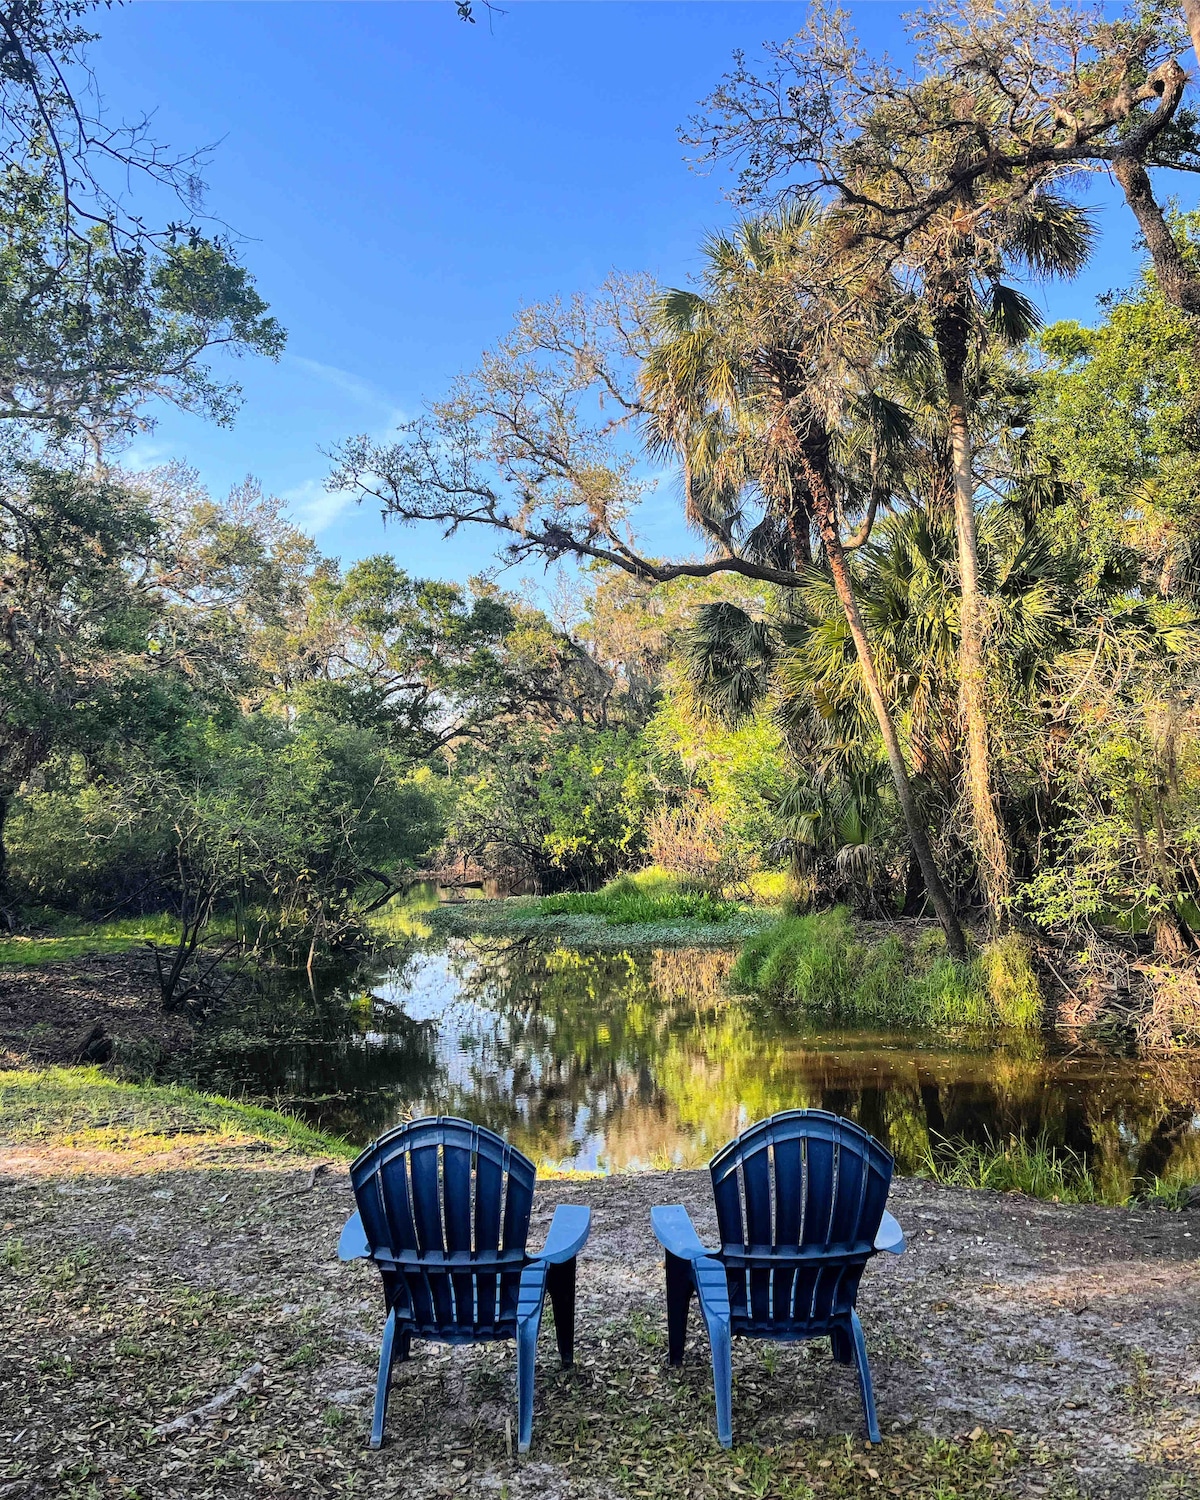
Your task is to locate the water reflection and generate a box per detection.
[175,916,1200,1194]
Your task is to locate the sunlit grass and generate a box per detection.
[539,875,746,927]
[0,1066,355,1161]
[733,908,1045,1029]
[0,914,184,966]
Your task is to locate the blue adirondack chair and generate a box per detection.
[338,1116,591,1452]
[651,1109,905,1448]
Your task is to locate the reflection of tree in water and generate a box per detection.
[179,935,1200,1180]
[424,939,721,1165]
[405,938,1200,1183]
[172,961,441,1142]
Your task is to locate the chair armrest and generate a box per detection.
[874,1209,905,1255]
[338,1209,371,1261]
[651,1204,713,1262]
[537,1203,591,1264]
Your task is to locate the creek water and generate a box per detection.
[176,886,1200,1191]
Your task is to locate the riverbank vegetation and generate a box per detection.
[919,1132,1197,1210]
[733,912,1043,1029]
[0,1066,353,1161]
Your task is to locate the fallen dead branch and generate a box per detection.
[149,1361,265,1439]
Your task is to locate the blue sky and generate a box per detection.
[95,1,1149,587]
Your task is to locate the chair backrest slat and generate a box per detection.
[741,1144,773,1246]
[803,1130,836,1247]
[442,1141,473,1253]
[350,1116,537,1338]
[409,1139,444,1254]
[771,1134,803,1245]
[474,1134,509,1253]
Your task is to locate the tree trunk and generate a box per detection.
[1181,1,1200,87]
[1110,153,1200,317]
[933,282,1013,926]
[799,450,967,960]
[0,790,11,928]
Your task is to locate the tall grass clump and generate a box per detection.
[979,934,1043,1028]
[921,1133,1099,1202]
[538,867,744,926]
[733,908,1044,1028]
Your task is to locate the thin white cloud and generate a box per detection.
[120,438,174,471]
[283,476,356,536]
[287,353,404,421]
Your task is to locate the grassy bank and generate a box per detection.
[920,1132,1195,1209]
[0,914,184,966]
[425,868,782,948]
[733,909,1043,1029]
[0,1066,354,1160]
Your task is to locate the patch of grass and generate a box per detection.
[0,913,183,966]
[428,896,776,949]
[921,1132,1100,1203]
[733,909,1044,1029]
[0,1066,355,1160]
[2,1238,28,1271]
[922,1132,1200,1209]
[979,934,1044,1028]
[1134,1174,1199,1210]
[538,870,746,927]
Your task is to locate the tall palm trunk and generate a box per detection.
[931,278,1012,925]
[794,437,967,960]
[1185,0,1200,71]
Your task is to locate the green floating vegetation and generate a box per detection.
[0,1066,355,1160]
[421,866,782,948]
[732,908,1044,1029]
[538,868,748,926]
[921,1131,1198,1209]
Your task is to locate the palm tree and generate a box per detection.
[643,207,969,958]
[915,193,1093,923]
[686,485,1152,910]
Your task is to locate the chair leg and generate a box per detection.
[665,1252,693,1367]
[370,1307,399,1450]
[516,1318,538,1454]
[829,1325,853,1365]
[547,1259,577,1369]
[849,1310,881,1445]
[708,1318,734,1450]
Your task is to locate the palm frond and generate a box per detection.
[683,602,777,725]
[989,283,1043,346]
[1004,193,1097,280]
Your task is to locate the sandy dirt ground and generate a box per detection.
[2,1139,1198,1500]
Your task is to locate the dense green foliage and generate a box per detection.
[3,0,1200,1052]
